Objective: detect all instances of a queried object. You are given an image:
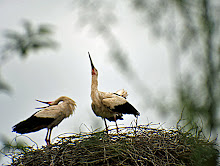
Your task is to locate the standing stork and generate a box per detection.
[12,96,76,145]
[88,52,140,133]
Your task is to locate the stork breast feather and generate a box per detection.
[102,96,127,109]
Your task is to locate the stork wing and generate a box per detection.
[34,105,64,119]
[12,108,56,134]
[12,105,67,134]
[12,114,55,134]
[102,95,139,116]
[102,95,127,109]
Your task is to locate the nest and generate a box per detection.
[8,124,219,166]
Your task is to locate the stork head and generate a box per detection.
[88,52,98,76]
[36,96,77,111]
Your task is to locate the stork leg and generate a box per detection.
[114,116,119,134]
[103,118,108,134]
[135,115,138,135]
[48,128,53,145]
[45,128,52,145]
[136,116,138,127]
[45,129,50,145]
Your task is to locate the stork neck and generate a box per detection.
[91,75,98,92]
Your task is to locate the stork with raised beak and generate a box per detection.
[88,52,140,133]
[12,96,76,145]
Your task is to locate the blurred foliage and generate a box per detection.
[0,20,58,93]
[0,70,10,93]
[2,20,57,58]
[73,0,220,138]
[129,0,220,136]
[73,0,130,73]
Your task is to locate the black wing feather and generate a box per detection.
[12,114,55,134]
[111,102,140,116]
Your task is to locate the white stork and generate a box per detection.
[88,52,140,133]
[12,96,76,145]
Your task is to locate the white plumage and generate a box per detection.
[88,52,140,133]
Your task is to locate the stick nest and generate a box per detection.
[8,125,218,166]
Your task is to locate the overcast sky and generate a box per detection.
[0,1,175,164]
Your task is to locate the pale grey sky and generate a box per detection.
[0,1,174,164]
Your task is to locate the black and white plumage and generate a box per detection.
[88,52,140,133]
[12,96,76,145]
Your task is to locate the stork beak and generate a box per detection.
[36,99,52,105]
[35,106,49,109]
[35,99,52,109]
[88,52,95,69]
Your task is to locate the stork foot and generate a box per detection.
[45,139,50,145]
[105,127,109,135]
[116,127,119,134]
